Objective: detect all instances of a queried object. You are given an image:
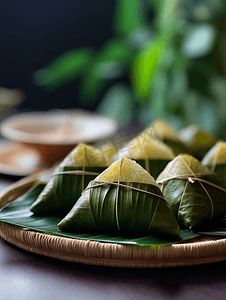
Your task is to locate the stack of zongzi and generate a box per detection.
[30,143,110,216]
[115,130,175,179]
[157,154,226,230]
[202,141,226,188]
[58,157,181,238]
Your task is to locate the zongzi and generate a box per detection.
[115,130,175,179]
[30,143,110,216]
[157,154,226,230]
[58,157,181,238]
[202,141,226,188]
[143,119,188,156]
[95,141,118,163]
[179,125,217,160]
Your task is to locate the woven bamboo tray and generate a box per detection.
[1,173,226,268]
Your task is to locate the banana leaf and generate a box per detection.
[179,124,217,160]
[202,141,226,187]
[58,157,181,239]
[0,183,199,247]
[30,143,110,216]
[115,128,175,179]
[143,119,189,156]
[157,154,226,230]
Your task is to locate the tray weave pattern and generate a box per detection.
[0,173,226,268]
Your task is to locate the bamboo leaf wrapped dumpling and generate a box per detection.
[116,131,175,179]
[202,141,226,188]
[95,141,118,163]
[58,157,181,239]
[157,154,226,230]
[179,125,217,160]
[30,143,110,216]
[143,119,189,156]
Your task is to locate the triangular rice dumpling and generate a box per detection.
[58,157,181,238]
[157,154,226,230]
[116,130,175,178]
[143,119,188,156]
[202,141,226,187]
[179,125,217,160]
[30,143,110,216]
[95,141,118,163]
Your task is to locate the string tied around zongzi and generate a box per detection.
[52,170,101,191]
[82,180,168,202]
[157,156,226,222]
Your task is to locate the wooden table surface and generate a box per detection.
[0,174,226,300]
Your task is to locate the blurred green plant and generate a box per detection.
[32,0,226,139]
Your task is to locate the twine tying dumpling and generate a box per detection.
[157,156,226,222]
[82,160,168,232]
[53,158,170,232]
[52,148,101,192]
[82,180,168,202]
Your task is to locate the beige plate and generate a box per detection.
[0,173,226,268]
[0,110,119,166]
[0,109,118,146]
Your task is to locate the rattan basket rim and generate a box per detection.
[0,172,226,268]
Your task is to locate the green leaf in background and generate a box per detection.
[96,83,134,126]
[132,38,165,100]
[78,38,133,106]
[156,0,179,37]
[113,0,146,37]
[0,184,199,247]
[33,48,93,92]
[181,24,216,59]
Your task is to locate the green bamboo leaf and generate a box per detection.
[158,155,226,230]
[30,166,106,216]
[30,143,111,216]
[58,158,181,239]
[156,0,179,37]
[132,38,165,100]
[163,175,226,229]
[33,48,94,91]
[0,182,199,246]
[113,0,146,37]
[57,180,181,238]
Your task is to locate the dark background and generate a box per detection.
[0,0,116,110]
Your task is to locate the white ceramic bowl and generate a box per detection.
[0,109,118,164]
